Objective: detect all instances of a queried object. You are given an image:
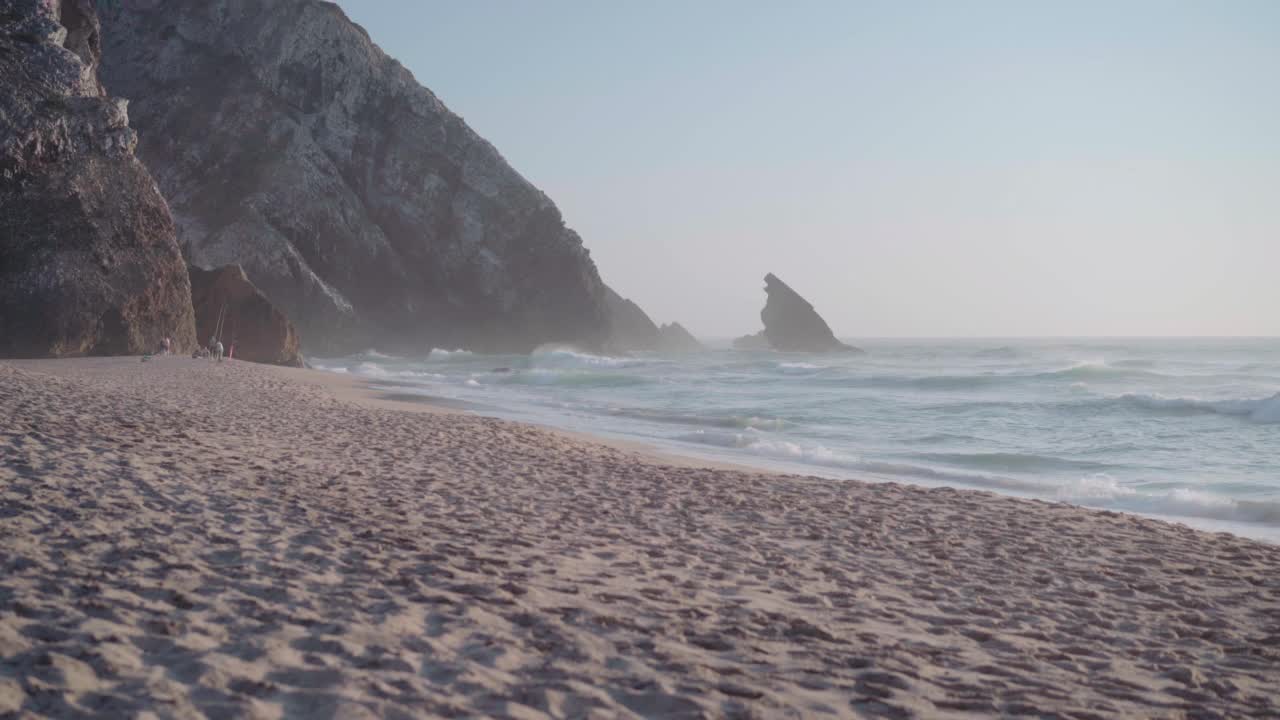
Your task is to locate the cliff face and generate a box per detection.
[734,273,859,353]
[604,286,660,351]
[605,285,705,353]
[0,0,197,358]
[97,0,610,355]
[189,265,303,367]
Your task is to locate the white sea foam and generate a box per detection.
[428,348,474,360]
[1058,474,1280,525]
[530,348,646,369]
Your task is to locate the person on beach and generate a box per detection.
[161,336,171,355]
[214,340,224,362]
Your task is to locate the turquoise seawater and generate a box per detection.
[314,338,1280,542]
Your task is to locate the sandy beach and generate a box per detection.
[1,358,1277,719]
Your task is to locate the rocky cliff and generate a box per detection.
[189,265,303,367]
[0,0,197,358]
[605,286,704,352]
[97,0,610,355]
[734,273,858,352]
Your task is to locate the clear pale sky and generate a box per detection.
[336,0,1279,338]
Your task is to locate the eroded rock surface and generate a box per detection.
[734,273,858,352]
[98,0,611,355]
[189,265,302,367]
[0,0,196,357]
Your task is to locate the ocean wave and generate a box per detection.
[359,349,401,360]
[316,360,445,381]
[1059,474,1280,525]
[495,368,653,388]
[427,348,474,361]
[1034,362,1164,381]
[530,347,648,369]
[778,361,824,371]
[1117,392,1280,424]
[609,408,789,431]
[972,346,1021,359]
[672,431,1044,490]
[913,451,1111,474]
[672,430,861,469]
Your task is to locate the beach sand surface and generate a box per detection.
[1,357,1277,718]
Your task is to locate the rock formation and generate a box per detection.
[0,0,197,357]
[605,286,704,352]
[656,322,704,353]
[97,0,611,355]
[604,286,660,350]
[734,273,859,352]
[189,265,303,367]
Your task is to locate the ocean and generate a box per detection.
[314,338,1280,542]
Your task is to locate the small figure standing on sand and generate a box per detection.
[214,340,224,362]
[161,336,171,355]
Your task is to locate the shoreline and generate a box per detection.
[2,357,1278,718]
[306,359,1280,545]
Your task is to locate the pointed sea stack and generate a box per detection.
[734,273,859,352]
[0,0,197,357]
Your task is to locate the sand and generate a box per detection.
[1,357,1277,719]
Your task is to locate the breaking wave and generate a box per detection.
[1058,474,1280,525]
[529,348,648,370]
[1116,392,1280,424]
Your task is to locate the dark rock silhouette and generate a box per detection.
[189,265,303,367]
[656,322,705,353]
[605,286,660,350]
[97,0,610,355]
[0,0,197,358]
[734,274,859,352]
[731,330,771,351]
[605,286,705,352]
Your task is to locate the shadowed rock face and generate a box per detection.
[0,0,197,358]
[97,0,611,355]
[189,265,302,367]
[656,322,704,353]
[605,286,705,352]
[734,273,859,352]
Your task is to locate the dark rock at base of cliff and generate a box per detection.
[657,322,705,352]
[731,330,771,351]
[734,273,859,353]
[97,0,610,355]
[0,0,197,358]
[189,265,303,367]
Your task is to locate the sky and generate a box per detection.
[336,0,1279,338]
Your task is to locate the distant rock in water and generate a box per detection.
[189,265,302,367]
[657,322,705,353]
[734,273,859,353]
[0,0,197,358]
[605,285,705,352]
[731,330,771,351]
[97,0,610,355]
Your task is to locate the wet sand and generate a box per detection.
[1,357,1278,718]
